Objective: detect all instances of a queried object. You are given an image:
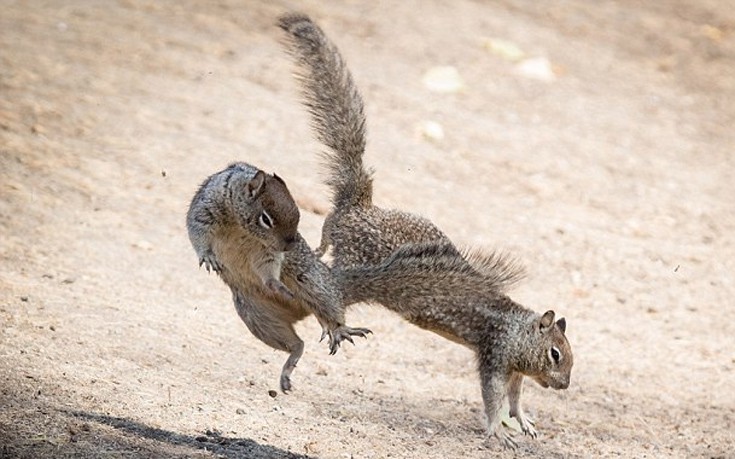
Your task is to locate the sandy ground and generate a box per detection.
[1,1,734,458]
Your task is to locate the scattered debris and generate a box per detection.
[422,66,464,93]
[419,120,445,142]
[516,57,556,82]
[133,240,153,251]
[304,441,319,454]
[483,37,525,61]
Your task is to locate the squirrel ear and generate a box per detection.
[556,317,567,334]
[271,173,287,186]
[247,170,266,198]
[540,310,555,331]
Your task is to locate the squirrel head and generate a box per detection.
[232,170,300,252]
[526,310,573,390]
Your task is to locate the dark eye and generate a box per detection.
[258,211,273,229]
[550,347,561,363]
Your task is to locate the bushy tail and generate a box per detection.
[334,242,526,305]
[279,13,373,209]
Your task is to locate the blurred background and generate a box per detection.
[1,1,733,458]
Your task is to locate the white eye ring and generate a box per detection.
[259,211,273,229]
[550,346,561,364]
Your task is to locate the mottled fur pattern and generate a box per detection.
[278,13,451,267]
[279,13,573,448]
[318,207,451,269]
[333,241,572,446]
[338,242,526,306]
[187,162,370,392]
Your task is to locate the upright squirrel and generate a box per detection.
[187,162,370,392]
[279,14,573,448]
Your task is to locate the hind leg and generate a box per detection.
[233,292,305,392]
[278,339,304,392]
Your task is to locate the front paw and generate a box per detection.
[518,415,537,438]
[326,325,372,355]
[494,429,518,450]
[199,253,222,273]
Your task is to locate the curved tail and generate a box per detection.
[278,13,373,209]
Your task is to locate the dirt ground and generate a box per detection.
[1,1,734,458]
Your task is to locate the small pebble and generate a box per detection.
[419,120,445,142]
[422,66,464,93]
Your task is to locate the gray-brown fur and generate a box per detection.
[333,241,572,447]
[187,162,370,392]
[279,13,573,448]
[278,13,452,268]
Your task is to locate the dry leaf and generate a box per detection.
[483,37,525,61]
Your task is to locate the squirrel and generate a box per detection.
[335,242,572,448]
[278,13,573,448]
[186,162,371,392]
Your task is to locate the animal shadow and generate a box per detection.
[69,411,314,459]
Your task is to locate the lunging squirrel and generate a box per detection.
[337,242,571,448]
[187,162,371,392]
[279,14,573,448]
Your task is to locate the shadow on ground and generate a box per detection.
[0,404,313,459]
[75,411,314,459]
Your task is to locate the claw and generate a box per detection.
[495,430,518,450]
[199,254,222,274]
[521,420,538,438]
[325,325,372,355]
[199,258,210,273]
[515,414,537,438]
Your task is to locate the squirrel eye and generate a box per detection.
[259,211,273,229]
[550,346,561,363]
